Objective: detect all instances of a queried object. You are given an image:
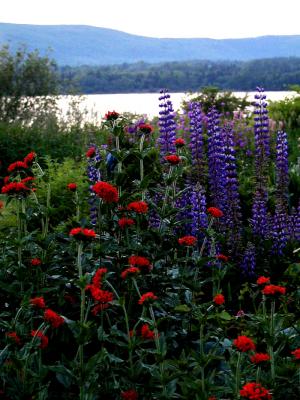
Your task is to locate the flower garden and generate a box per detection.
[0,88,299,399]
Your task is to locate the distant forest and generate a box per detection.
[59,57,300,94]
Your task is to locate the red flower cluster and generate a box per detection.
[165,154,181,165]
[121,267,140,280]
[69,227,96,241]
[129,255,151,271]
[7,161,28,173]
[118,217,135,229]
[92,181,119,203]
[256,276,270,285]
[207,207,224,218]
[261,285,286,296]
[213,294,225,305]
[6,332,21,345]
[127,201,148,214]
[44,309,65,328]
[233,335,256,352]
[138,123,153,134]
[1,181,31,196]
[250,353,270,364]
[23,152,36,166]
[121,389,138,400]
[86,268,113,314]
[178,235,197,246]
[138,292,158,306]
[31,258,42,266]
[92,268,108,287]
[174,138,185,147]
[105,110,120,120]
[216,254,229,262]
[30,297,46,309]
[291,348,300,360]
[240,382,272,399]
[67,182,77,191]
[141,324,155,340]
[86,147,96,158]
[31,330,48,349]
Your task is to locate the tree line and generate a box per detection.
[59,58,300,93]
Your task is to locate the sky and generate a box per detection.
[1,0,300,39]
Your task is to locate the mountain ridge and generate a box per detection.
[1,22,300,66]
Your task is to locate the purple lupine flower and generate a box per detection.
[251,189,269,238]
[294,201,300,241]
[207,107,228,213]
[222,122,242,247]
[251,87,270,239]
[157,89,177,157]
[175,183,193,235]
[148,191,162,229]
[271,130,289,254]
[87,144,101,226]
[189,101,205,184]
[240,242,256,276]
[190,183,208,240]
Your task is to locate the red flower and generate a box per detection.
[261,285,286,296]
[208,397,217,400]
[127,201,148,214]
[44,309,65,328]
[121,389,138,400]
[31,330,48,349]
[216,254,229,262]
[86,147,96,158]
[178,235,197,246]
[250,353,270,364]
[128,255,151,271]
[118,217,135,229]
[69,227,96,241]
[1,182,31,196]
[240,382,272,399]
[86,286,114,304]
[67,182,77,191]
[140,324,155,340]
[165,154,181,165]
[92,181,119,203]
[7,161,28,173]
[138,292,158,305]
[138,123,153,134]
[121,267,140,280]
[30,297,46,309]
[105,110,119,120]
[213,294,225,305]
[92,268,108,287]
[31,258,42,266]
[291,348,300,360]
[175,138,185,147]
[6,332,21,345]
[256,276,270,285]
[233,335,256,352]
[207,207,224,218]
[23,152,36,165]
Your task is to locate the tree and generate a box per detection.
[0,44,58,122]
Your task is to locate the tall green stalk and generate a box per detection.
[76,242,85,400]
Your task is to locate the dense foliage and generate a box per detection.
[59,58,300,93]
[0,89,300,399]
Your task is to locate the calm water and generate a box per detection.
[57,91,297,122]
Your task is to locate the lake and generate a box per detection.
[57,91,297,122]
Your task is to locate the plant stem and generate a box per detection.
[199,323,206,396]
[139,133,145,200]
[268,300,276,383]
[76,242,85,399]
[235,352,242,399]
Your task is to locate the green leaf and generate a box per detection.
[218,311,232,321]
[174,304,191,313]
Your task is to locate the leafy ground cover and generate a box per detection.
[0,89,299,399]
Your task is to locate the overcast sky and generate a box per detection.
[1,0,300,39]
